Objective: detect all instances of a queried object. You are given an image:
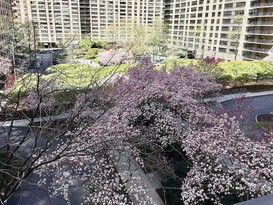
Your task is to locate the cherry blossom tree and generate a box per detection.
[34,60,222,204]
[182,113,273,204]
[98,49,134,66]
[0,56,15,89]
[1,59,272,205]
[0,57,12,75]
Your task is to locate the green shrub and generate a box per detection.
[84,48,101,59]
[73,48,86,58]
[219,60,273,82]
[93,58,99,63]
[158,58,198,71]
[11,63,134,96]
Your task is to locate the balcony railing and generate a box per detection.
[245,39,273,44]
[243,55,264,60]
[247,30,273,34]
[244,47,270,52]
[248,21,273,26]
[251,2,273,7]
[249,12,273,16]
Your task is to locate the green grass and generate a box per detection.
[7,59,273,100]
[92,58,99,63]
[11,63,134,92]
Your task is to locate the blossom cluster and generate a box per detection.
[182,113,273,204]
[98,49,134,66]
[34,60,273,204]
[204,56,223,64]
[0,56,12,75]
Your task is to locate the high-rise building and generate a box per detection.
[165,0,273,60]
[13,0,273,60]
[244,0,273,60]
[14,0,164,47]
[0,0,13,45]
[14,0,82,48]
[87,0,165,41]
[0,0,12,15]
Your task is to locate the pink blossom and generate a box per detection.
[98,49,134,66]
[0,56,12,75]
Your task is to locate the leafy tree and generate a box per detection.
[0,16,36,74]
[228,15,243,60]
[106,18,168,58]
[80,37,92,50]
[264,48,273,64]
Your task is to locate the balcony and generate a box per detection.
[251,2,273,7]
[245,39,273,44]
[244,46,270,53]
[243,54,264,60]
[248,21,273,26]
[247,30,273,35]
[249,12,273,16]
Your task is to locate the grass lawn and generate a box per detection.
[7,59,273,100]
[10,63,135,93]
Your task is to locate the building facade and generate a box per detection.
[165,0,273,60]
[0,0,13,45]
[14,0,82,48]
[87,0,165,41]
[0,0,12,15]
[13,0,273,60]
[14,0,164,47]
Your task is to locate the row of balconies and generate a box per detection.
[251,2,273,7]
[249,11,273,16]
[249,21,273,26]
[244,46,270,53]
[245,38,273,44]
[243,54,264,60]
[247,29,273,34]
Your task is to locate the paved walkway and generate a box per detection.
[220,91,273,205]
[73,59,100,67]
[0,113,70,127]
[235,194,273,205]
[218,90,273,102]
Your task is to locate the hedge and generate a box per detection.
[218,60,273,82]
[159,58,273,84]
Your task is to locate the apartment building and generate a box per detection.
[13,0,164,47]
[14,0,81,48]
[244,0,273,60]
[0,0,12,45]
[0,0,12,15]
[83,0,165,41]
[165,0,273,60]
[13,0,273,60]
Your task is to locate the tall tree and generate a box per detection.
[0,16,37,74]
[228,15,243,60]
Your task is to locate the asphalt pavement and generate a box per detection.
[221,94,273,125]
[36,53,53,73]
